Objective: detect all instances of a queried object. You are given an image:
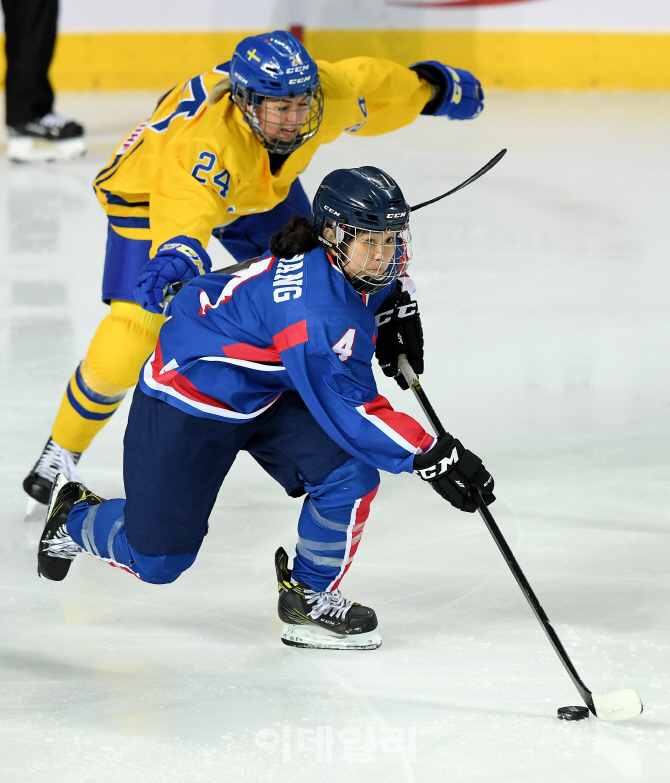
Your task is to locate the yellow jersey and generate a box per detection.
[93,58,432,256]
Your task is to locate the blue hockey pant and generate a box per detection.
[66,388,379,592]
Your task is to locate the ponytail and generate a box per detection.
[269,215,320,258]
[208,76,232,107]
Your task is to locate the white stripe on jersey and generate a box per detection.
[142,353,280,420]
[355,404,418,454]
[199,356,287,372]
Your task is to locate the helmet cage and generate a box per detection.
[232,81,324,155]
[319,219,412,294]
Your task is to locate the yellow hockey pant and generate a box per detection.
[52,301,164,453]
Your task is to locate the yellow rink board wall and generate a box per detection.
[1,30,668,91]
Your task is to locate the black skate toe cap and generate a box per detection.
[23,473,52,505]
[37,552,73,581]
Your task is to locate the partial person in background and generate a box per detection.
[2,0,85,162]
[22,28,484,503]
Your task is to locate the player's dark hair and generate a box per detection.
[269,215,320,258]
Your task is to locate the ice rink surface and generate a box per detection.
[1,90,669,782]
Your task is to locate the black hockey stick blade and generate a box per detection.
[410,148,506,212]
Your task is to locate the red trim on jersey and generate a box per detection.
[151,341,235,411]
[362,394,433,452]
[273,320,308,353]
[222,342,281,363]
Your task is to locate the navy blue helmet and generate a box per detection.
[229,31,323,155]
[312,167,412,294]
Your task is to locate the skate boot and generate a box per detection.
[38,473,105,581]
[23,437,82,504]
[275,547,381,650]
[8,113,86,162]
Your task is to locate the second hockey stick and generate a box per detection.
[397,354,643,722]
[166,149,507,304]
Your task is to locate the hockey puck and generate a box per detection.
[557,706,590,721]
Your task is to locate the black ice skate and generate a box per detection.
[24,437,82,505]
[8,113,85,162]
[275,547,381,650]
[38,474,105,581]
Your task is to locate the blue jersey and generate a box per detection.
[138,247,433,474]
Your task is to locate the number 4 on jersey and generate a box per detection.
[332,328,356,362]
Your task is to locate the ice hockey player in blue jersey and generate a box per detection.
[37,165,495,650]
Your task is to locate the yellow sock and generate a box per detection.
[52,301,164,453]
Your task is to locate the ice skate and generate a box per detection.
[275,547,382,650]
[8,113,85,162]
[38,474,105,581]
[23,437,82,505]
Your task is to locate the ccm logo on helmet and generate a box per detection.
[386,211,407,219]
[288,76,311,85]
[324,205,341,217]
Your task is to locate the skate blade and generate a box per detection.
[8,137,86,162]
[280,623,382,650]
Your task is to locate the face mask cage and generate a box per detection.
[232,83,324,155]
[326,222,412,294]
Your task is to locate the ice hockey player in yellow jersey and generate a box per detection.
[23,29,485,503]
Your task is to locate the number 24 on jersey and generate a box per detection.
[191,151,231,198]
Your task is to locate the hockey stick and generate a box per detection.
[165,151,505,303]
[409,148,506,212]
[397,354,643,722]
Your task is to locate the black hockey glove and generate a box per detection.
[414,434,495,513]
[375,285,423,390]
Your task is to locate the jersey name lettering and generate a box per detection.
[273,256,304,302]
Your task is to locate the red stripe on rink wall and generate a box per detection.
[273,320,308,352]
[390,0,536,6]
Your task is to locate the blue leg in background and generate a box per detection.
[213,178,312,262]
[66,499,198,584]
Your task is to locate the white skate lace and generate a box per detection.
[305,589,354,621]
[35,439,82,484]
[39,113,73,129]
[44,524,81,560]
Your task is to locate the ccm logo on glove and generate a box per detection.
[374,285,423,389]
[413,434,495,513]
[375,300,418,327]
[414,445,459,480]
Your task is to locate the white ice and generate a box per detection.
[1,91,669,782]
